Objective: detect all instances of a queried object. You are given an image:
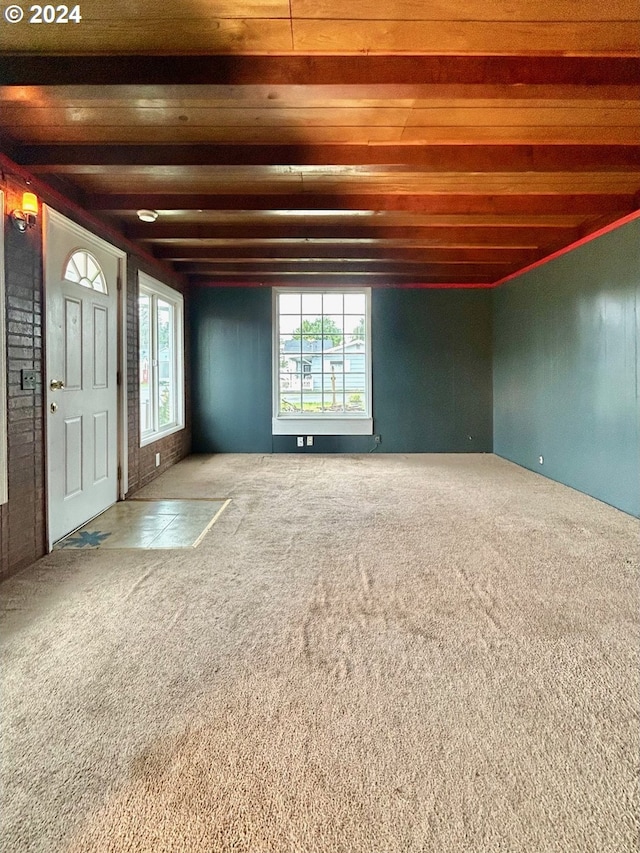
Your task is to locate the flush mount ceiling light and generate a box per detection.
[136,209,159,223]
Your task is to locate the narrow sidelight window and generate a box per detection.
[138,273,184,445]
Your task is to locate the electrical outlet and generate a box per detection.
[374,434,382,444]
[306,436,313,446]
[155,452,161,467]
[21,369,37,390]
[297,436,304,447]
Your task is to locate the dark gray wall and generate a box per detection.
[493,218,640,517]
[190,286,493,454]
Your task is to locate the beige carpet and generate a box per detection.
[1,453,638,852]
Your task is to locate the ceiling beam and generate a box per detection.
[2,55,639,87]
[176,261,513,275]
[2,83,636,101]
[88,192,638,216]
[128,223,577,244]
[192,274,496,286]
[17,145,640,171]
[163,246,537,262]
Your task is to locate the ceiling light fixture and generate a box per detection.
[136,209,159,223]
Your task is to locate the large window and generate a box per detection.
[273,288,372,436]
[138,273,184,445]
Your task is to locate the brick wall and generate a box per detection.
[0,162,191,581]
[0,179,46,580]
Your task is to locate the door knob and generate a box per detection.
[50,379,65,391]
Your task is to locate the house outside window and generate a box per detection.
[273,288,372,436]
[138,273,184,446]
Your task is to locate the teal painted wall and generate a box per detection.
[190,287,273,453]
[372,288,492,453]
[191,286,493,454]
[493,218,640,517]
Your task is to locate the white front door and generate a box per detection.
[45,208,125,546]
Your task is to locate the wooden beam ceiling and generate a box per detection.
[1,2,638,288]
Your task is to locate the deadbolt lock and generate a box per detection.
[49,379,65,391]
[50,402,58,413]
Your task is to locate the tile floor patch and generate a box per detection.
[54,499,230,550]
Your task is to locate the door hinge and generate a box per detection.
[117,275,122,292]
[116,370,121,386]
[117,465,122,483]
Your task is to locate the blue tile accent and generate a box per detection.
[58,530,112,549]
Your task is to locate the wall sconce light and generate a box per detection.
[11,192,39,232]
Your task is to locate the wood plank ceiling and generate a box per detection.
[1,1,639,287]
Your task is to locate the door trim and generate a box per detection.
[43,206,128,549]
[118,262,128,498]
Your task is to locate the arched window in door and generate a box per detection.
[63,249,107,293]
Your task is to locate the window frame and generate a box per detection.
[63,249,107,292]
[138,272,185,447]
[272,287,373,436]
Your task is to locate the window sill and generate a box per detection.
[140,423,184,447]
[272,416,373,436]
